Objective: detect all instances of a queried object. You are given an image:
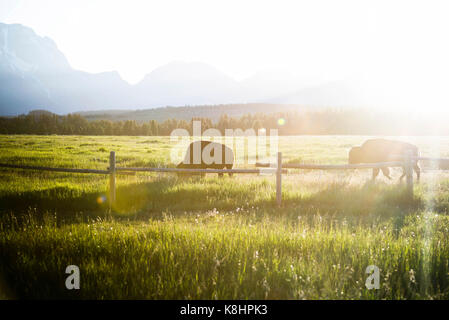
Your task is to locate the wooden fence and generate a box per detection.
[1,150,448,208]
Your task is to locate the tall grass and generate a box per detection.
[1,210,449,299]
[1,135,449,299]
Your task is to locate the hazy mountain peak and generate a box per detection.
[0,22,374,115]
[133,60,241,108]
[0,22,71,74]
[140,61,236,84]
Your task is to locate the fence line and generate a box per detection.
[257,161,405,170]
[2,151,449,208]
[116,167,261,174]
[115,167,288,174]
[0,163,109,175]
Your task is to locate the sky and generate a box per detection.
[1,0,449,110]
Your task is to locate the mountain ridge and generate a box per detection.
[0,22,377,116]
[75,103,313,123]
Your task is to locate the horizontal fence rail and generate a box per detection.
[115,166,288,174]
[117,167,258,174]
[417,157,449,169]
[0,163,109,174]
[256,161,405,170]
[1,150,449,208]
[417,157,449,162]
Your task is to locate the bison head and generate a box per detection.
[348,147,363,164]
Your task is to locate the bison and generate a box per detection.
[348,139,420,181]
[177,140,234,177]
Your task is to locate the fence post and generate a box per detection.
[276,152,282,206]
[109,151,116,208]
[405,150,414,199]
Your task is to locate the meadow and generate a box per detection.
[1,135,449,299]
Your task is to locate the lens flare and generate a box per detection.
[277,118,286,126]
[97,195,107,204]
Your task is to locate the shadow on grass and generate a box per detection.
[281,180,426,222]
[0,186,106,213]
[1,176,443,225]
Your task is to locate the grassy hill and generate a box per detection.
[76,103,311,122]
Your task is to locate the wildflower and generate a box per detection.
[409,269,416,283]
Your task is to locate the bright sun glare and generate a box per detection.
[1,0,449,112]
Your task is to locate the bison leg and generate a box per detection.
[414,163,421,182]
[381,167,392,180]
[226,164,233,177]
[399,164,420,182]
[372,168,380,180]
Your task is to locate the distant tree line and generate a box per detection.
[0,109,446,135]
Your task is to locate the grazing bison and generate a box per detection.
[177,140,234,177]
[349,139,420,181]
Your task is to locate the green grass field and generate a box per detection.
[1,135,449,299]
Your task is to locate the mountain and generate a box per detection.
[133,61,243,107]
[0,23,133,115]
[239,70,307,102]
[4,22,388,116]
[0,22,317,115]
[269,75,417,109]
[0,23,56,114]
[0,23,71,74]
[270,81,364,107]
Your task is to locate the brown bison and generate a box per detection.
[177,140,234,177]
[349,139,420,181]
